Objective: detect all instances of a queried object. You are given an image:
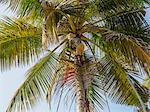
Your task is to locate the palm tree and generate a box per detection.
[0,0,150,112]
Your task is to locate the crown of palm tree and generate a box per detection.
[0,0,150,112]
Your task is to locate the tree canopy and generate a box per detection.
[0,0,150,112]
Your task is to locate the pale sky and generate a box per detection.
[0,3,150,112]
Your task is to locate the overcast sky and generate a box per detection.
[0,3,150,112]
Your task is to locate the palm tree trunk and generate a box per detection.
[75,58,90,112]
[75,68,85,112]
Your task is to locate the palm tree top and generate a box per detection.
[0,0,150,112]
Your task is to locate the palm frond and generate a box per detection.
[85,28,150,75]
[0,0,43,18]
[6,51,60,112]
[0,17,42,71]
[101,30,150,73]
[94,0,150,15]
[95,56,149,107]
[81,32,149,108]
[6,37,67,112]
[105,8,150,45]
[87,83,106,112]
[89,4,150,45]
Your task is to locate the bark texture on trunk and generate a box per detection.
[75,57,91,112]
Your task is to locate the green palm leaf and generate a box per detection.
[94,0,150,15]
[6,51,61,112]
[0,17,42,71]
[0,0,43,18]
[86,28,150,74]
[83,32,149,110]
[105,8,150,45]
[101,30,150,73]
[95,57,148,106]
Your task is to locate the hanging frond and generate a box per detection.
[89,2,150,46]
[94,0,150,15]
[105,8,150,45]
[6,51,60,112]
[0,17,42,71]
[100,29,150,73]
[80,32,149,108]
[0,0,43,19]
[84,28,150,75]
[95,56,149,107]
[87,83,106,112]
